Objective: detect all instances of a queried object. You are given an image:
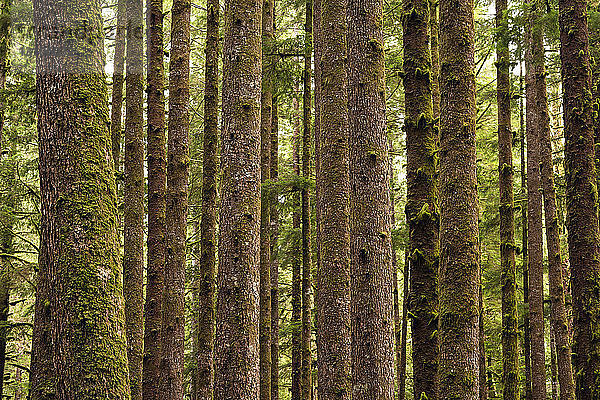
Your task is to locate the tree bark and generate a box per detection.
[438,0,480,397]
[429,0,440,119]
[213,0,262,394]
[143,1,166,399]
[111,0,126,168]
[402,0,439,397]
[558,0,600,395]
[398,252,409,400]
[197,0,219,397]
[123,0,145,396]
[316,0,352,395]
[495,1,519,398]
[348,0,394,397]
[479,284,487,400]
[30,1,130,397]
[550,330,558,400]
[270,96,280,400]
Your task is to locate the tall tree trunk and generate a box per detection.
[270,96,280,400]
[213,0,262,394]
[143,1,166,399]
[438,0,480,397]
[260,0,273,396]
[398,252,409,400]
[111,0,126,167]
[348,0,394,397]
[550,330,558,400]
[301,2,313,399]
[429,0,440,119]
[525,2,547,398]
[158,1,190,398]
[402,0,439,397]
[479,284,487,400]
[123,0,145,396]
[495,1,519,399]
[558,0,600,395]
[316,0,351,395]
[30,1,130,397]
[197,0,219,397]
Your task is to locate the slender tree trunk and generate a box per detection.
[525,3,547,398]
[111,0,126,167]
[402,0,439,397]
[429,0,440,119]
[316,0,351,395]
[197,0,219,397]
[270,96,280,400]
[479,285,487,400]
[348,0,394,397]
[123,0,145,396]
[558,0,600,396]
[213,0,262,394]
[158,1,190,398]
[30,1,130,397]
[398,252,409,400]
[438,0,480,396]
[495,2,519,399]
[143,1,166,399]
[550,330,558,400]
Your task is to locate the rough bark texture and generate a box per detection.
[30,1,130,398]
[550,330,558,400]
[197,0,219,397]
[525,3,547,398]
[213,0,262,394]
[495,1,519,399]
[123,0,145,397]
[301,1,313,399]
[479,285,487,400]
[270,97,280,400]
[348,0,394,397]
[429,0,440,118]
[558,0,600,396]
[158,1,190,398]
[316,0,352,395]
[110,0,126,168]
[402,0,439,397]
[398,253,409,400]
[438,0,480,397]
[143,1,166,399]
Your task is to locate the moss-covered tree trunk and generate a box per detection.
[158,1,190,399]
[401,0,439,397]
[438,0,480,396]
[123,0,145,397]
[143,1,166,399]
[301,2,313,399]
[495,2,519,399]
[479,284,487,400]
[196,0,219,397]
[213,0,262,394]
[270,96,280,400]
[316,0,351,395]
[429,0,440,118]
[558,0,600,396]
[110,0,126,167]
[398,252,409,400]
[348,0,394,396]
[30,1,130,398]
[525,3,547,398]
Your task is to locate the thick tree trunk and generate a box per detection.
[348,0,394,397]
[316,0,351,395]
[495,1,519,399]
[111,0,126,168]
[143,1,166,399]
[558,0,600,396]
[123,0,145,397]
[197,0,219,397]
[525,3,547,398]
[30,1,130,397]
[213,0,262,394]
[438,0,480,397]
[270,97,280,400]
[158,1,190,398]
[402,0,439,397]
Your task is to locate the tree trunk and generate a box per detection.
[348,0,394,397]
[558,0,600,395]
[398,252,409,400]
[438,0,480,397]
[123,0,145,396]
[525,2,547,398]
[316,0,351,395]
[270,96,280,400]
[213,0,262,394]
[429,0,440,119]
[495,1,519,398]
[479,285,487,400]
[30,1,130,397]
[111,0,126,168]
[143,1,166,399]
[158,1,190,398]
[402,0,440,397]
[550,330,558,400]
[197,0,219,397]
